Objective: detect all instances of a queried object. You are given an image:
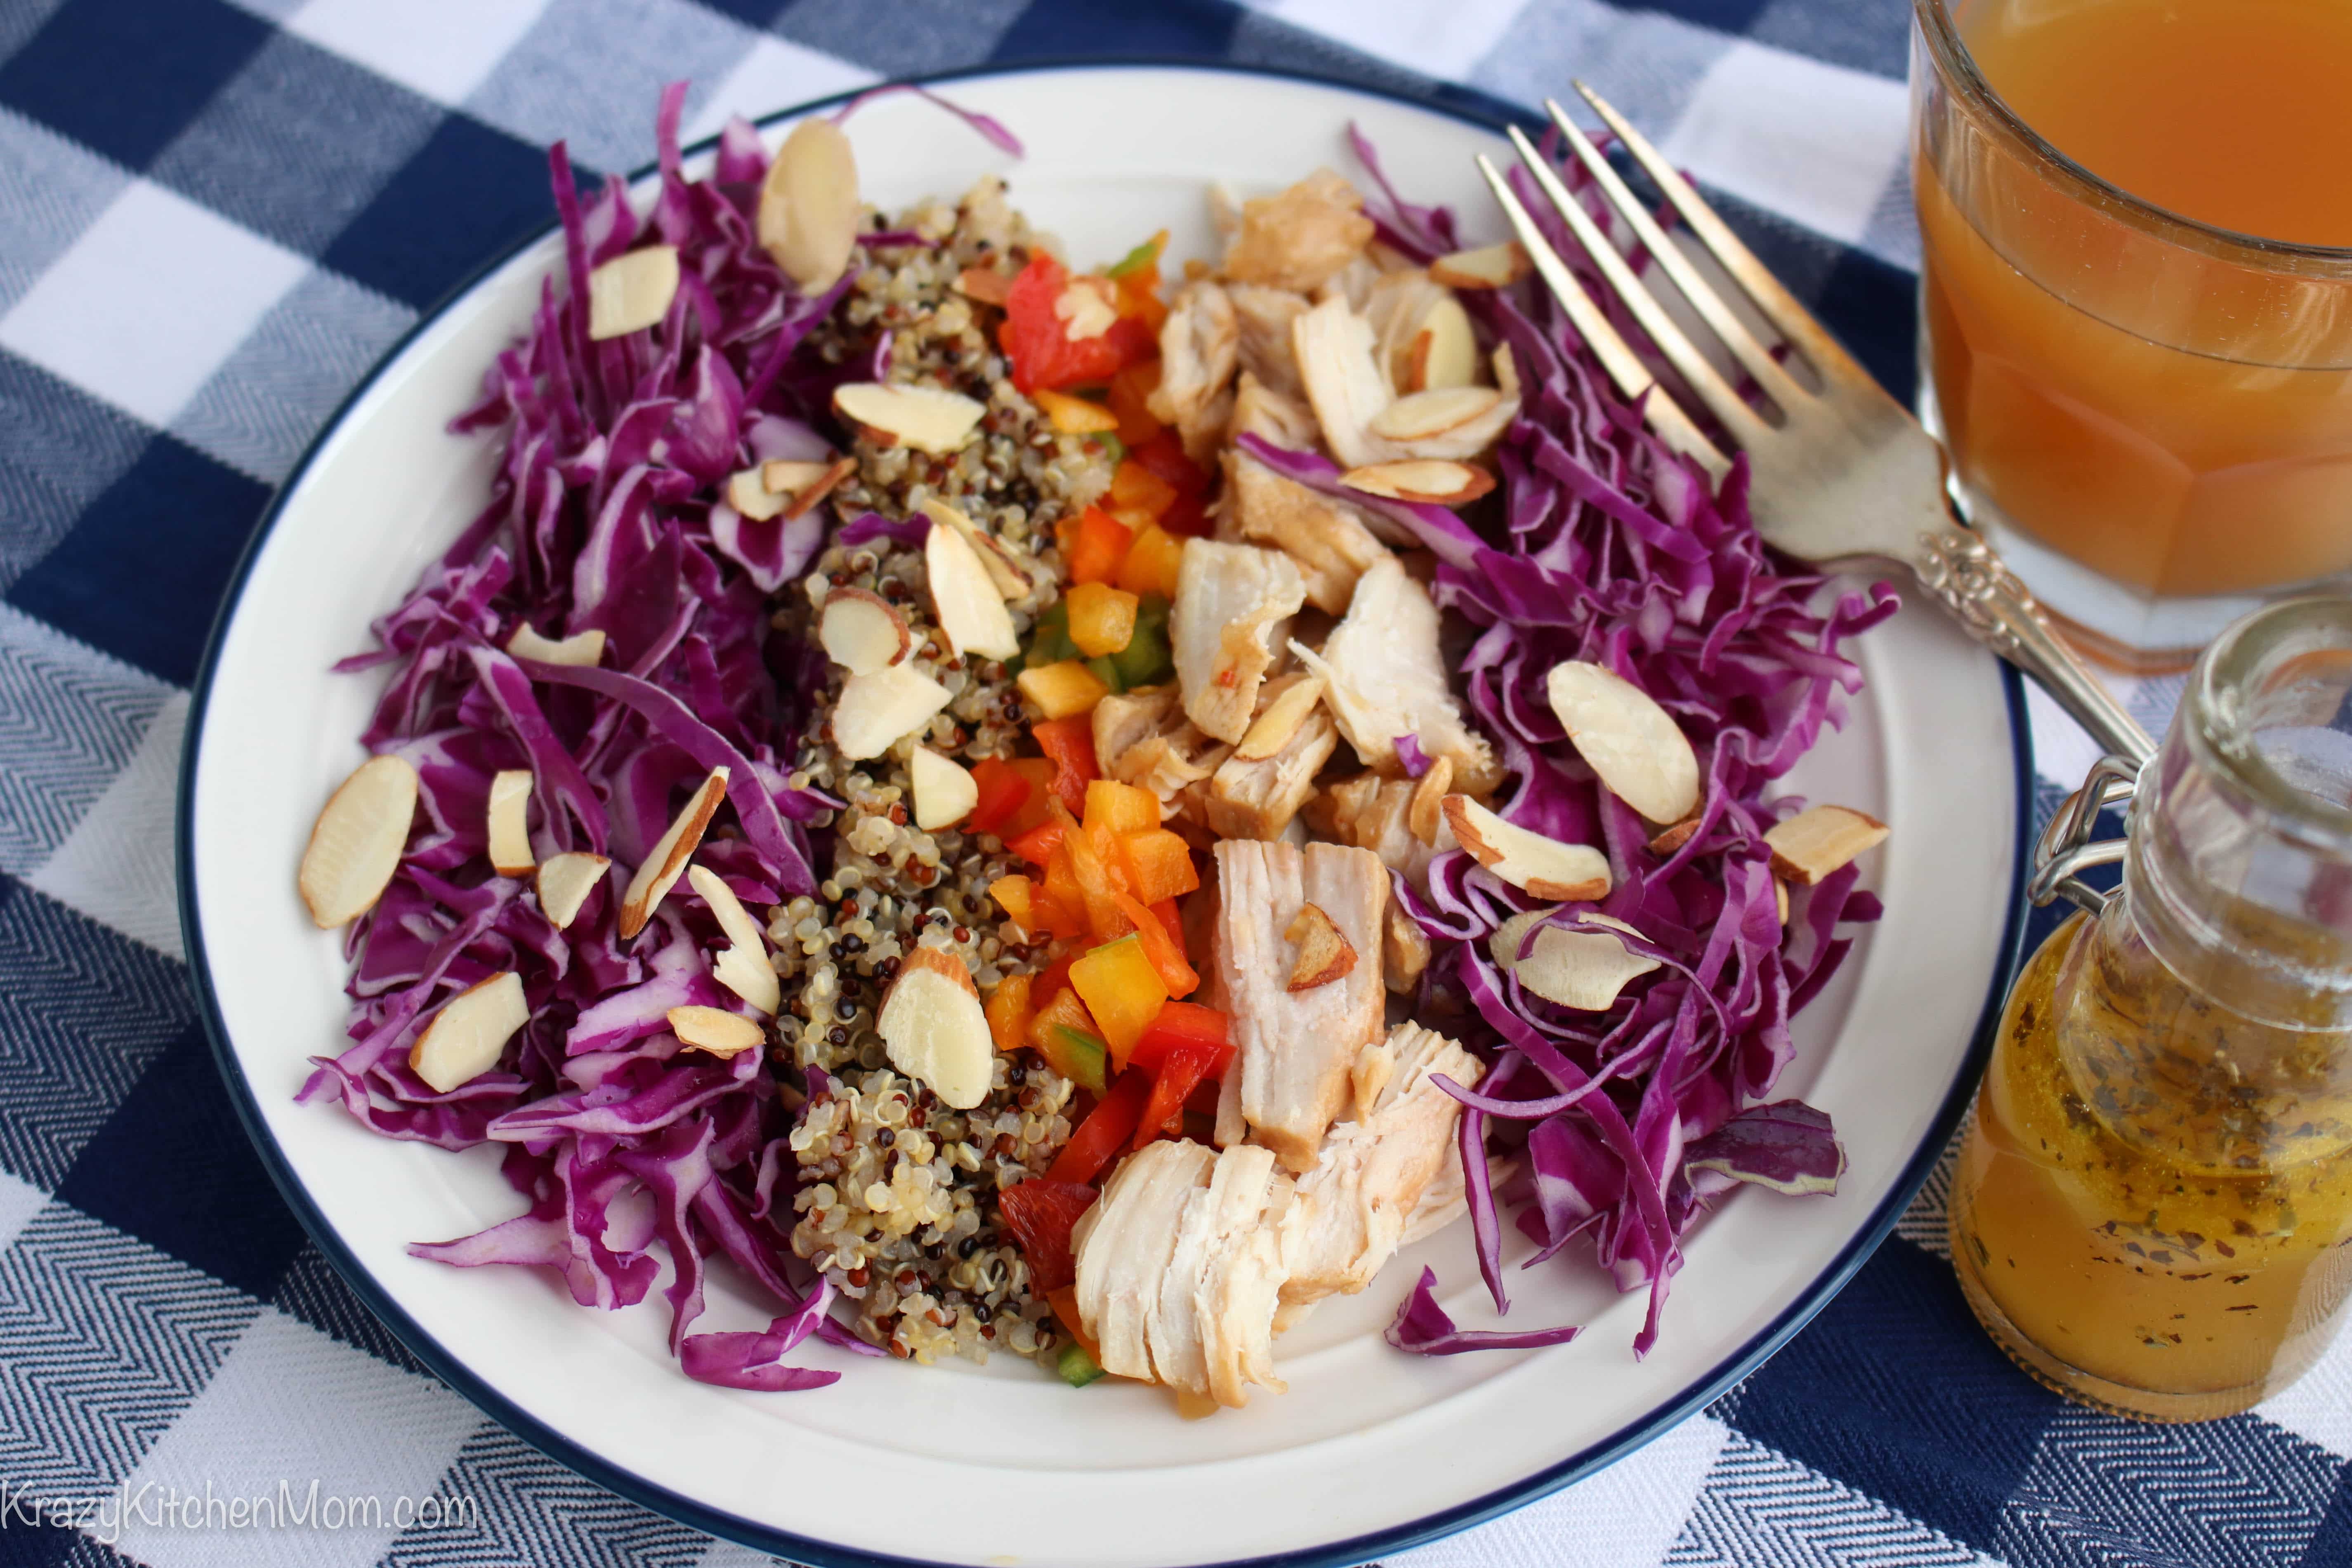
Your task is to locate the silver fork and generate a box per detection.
[1477,86,2154,768]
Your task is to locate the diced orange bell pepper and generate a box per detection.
[1017,660,1109,721]
[998,1179,1097,1293]
[1045,1284,1102,1363]
[1066,507,1135,586]
[1109,459,1179,521]
[1117,827,1198,903]
[1059,814,1129,940]
[985,973,1033,1056]
[1034,717,1100,816]
[1064,581,1139,658]
[1133,1041,1224,1152]
[1001,758,1060,837]
[1032,387,1121,434]
[1006,819,1066,868]
[1027,986,1109,1093]
[1113,890,1197,999]
[1108,361,1164,447]
[966,758,1033,837]
[1151,897,1187,951]
[1130,1000,1231,1075]
[1047,1067,1152,1184]
[1084,779,1160,836]
[1069,935,1171,1068]
[989,872,1038,926]
[1116,525,1185,600]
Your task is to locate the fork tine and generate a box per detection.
[1570,81,1860,381]
[1474,153,1728,479]
[1539,98,1805,410]
[1503,124,1771,447]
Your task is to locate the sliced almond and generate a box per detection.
[669,1004,766,1058]
[760,458,834,496]
[1443,795,1611,901]
[587,245,680,341]
[409,972,528,1093]
[535,851,610,930]
[1775,877,1791,926]
[1053,276,1117,341]
[878,946,992,1109]
[920,498,1029,598]
[506,624,606,667]
[1370,386,1504,442]
[780,455,856,521]
[1407,755,1454,846]
[819,587,911,674]
[1491,910,1658,1012]
[910,746,980,831]
[726,467,788,521]
[955,266,1014,307]
[834,382,986,455]
[1545,661,1702,825]
[1648,816,1703,856]
[486,769,535,877]
[687,864,780,1016]
[298,754,418,928]
[925,519,1020,660]
[1430,242,1530,290]
[1339,459,1495,507]
[757,118,859,293]
[1408,294,1479,392]
[832,665,953,760]
[1235,674,1326,761]
[1033,388,1120,435]
[618,767,729,939]
[1764,804,1890,886]
[1284,902,1357,991]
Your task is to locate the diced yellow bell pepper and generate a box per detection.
[1084,778,1160,835]
[1116,524,1185,600]
[1033,388,1121,434]
[985,973,1033,1055]
[1069,935,1171,1070]
[1026,986,1108,1092]
[1065,581,1139,658]
[1017,660,1110,721]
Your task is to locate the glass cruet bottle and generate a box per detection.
[1950,595,2352,1421]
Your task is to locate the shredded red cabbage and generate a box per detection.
[1323,130,1897,1357]
[1387,1267,1583,1355]
[304,85,1027,1384]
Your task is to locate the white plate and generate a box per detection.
[180,62,2029,1568]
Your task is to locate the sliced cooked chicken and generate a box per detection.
[1149,281,1240,467]
[1144,1143,1293,1407]
[1092,686,1233,805]
[1228,285,1311,398]
[1277,1021,1484,1313]
[1292,556,1498,788]
[1214,840,1389,1171]
[1316,254,1382,311]
[1071,1139,1216,1381]
[1224,374,1392,615]
[1291,295,1401,471]
[1172,540,1307,745]
[1206,705,1337,841]
[1221,169,1375,294]
[1314,772,1451,884]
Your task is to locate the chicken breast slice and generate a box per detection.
[1172,540,1306,744]
[1291,555,1497,788]
[1205,703,1338,841]
[1214,839,1389,1171]
[1277,1021,1485,1312]
[1220,169,1375,293]
[1223,374,1393,615]
[1072,1139,1217,1382]
[1149,281,1239,467]
[1313,771,1454,885]
[1145,1143,1293,1406]
[1291,295,1401,471]
[1228,285,1310,398]
[1092,685,1232,806]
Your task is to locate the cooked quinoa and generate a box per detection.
[764,177,1116,1365]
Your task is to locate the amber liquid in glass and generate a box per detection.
[1951,911,2352,1419]
[1919,0,2352,615]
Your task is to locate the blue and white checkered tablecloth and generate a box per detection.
[0,0,2344,1563]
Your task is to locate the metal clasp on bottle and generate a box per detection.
[2030,753,2141,914]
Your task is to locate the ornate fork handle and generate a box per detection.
[1914,526,2157,769]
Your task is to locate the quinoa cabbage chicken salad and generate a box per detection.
[290,85,1897,1408]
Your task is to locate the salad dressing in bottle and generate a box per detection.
[1951,598,2352,1419]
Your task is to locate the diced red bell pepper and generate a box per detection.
[1032,950,1077,1006]
[1108,361,1164,446]
[1130,431,1211,496]
[1104,316,1157,366]
[1151,897,1187,951]
[1157,490,1211,538]
[1066,507,1135,586]
[998,1179,1098,1293]
[1000,254,1125,394]
[1133,1042,1225,1151]
[1006,818,1066,868]
[1033,717,1100,816]
[1113,890,1197,998]
[1130,1000,1231,1076]
[1047,1068,1152,1184]
[965,758,1034,837]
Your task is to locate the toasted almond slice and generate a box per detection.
[1764,804,1890,886]
[619,767,729,939]
[587,245,680,341]
[1339,459,1496,506]
[834,382,986,455]
[1443,795,1611,901]
[833,665,953,760]
[410,972,528,1093]
[757,118,859,293]
[1385,901,1431,995]
[910,746,979,831]
[1775,877,1791,926]
[686,864,764,954]
[669,1005,766,1058]
[1648,816,1703,856]
[926,519,1020,660]
[689,864,782,1016]
[819,587,911,674]
[760,458,834,496]
[1491,910,1659,1011]
[1408,293,1479,392]
[726,467,788,521]
[298,754,418,927]
[781,455,856,520]
[486,769,535,877]
[1493,342,1520,400]
[1033,387,1121,434]
[1235,674,1326,761]
[878,946,992,1109]
[1430,242,1530,290]
[1545,661,1702,825]
[1284,901,1358,991]
[955,266,1014,306]
[1408,755,1455,847]
[920,498,1029,598]
[1054,276,1117,341]
[1370,386,1504,442]
[507,624,606,667]
[535,851,610,930]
